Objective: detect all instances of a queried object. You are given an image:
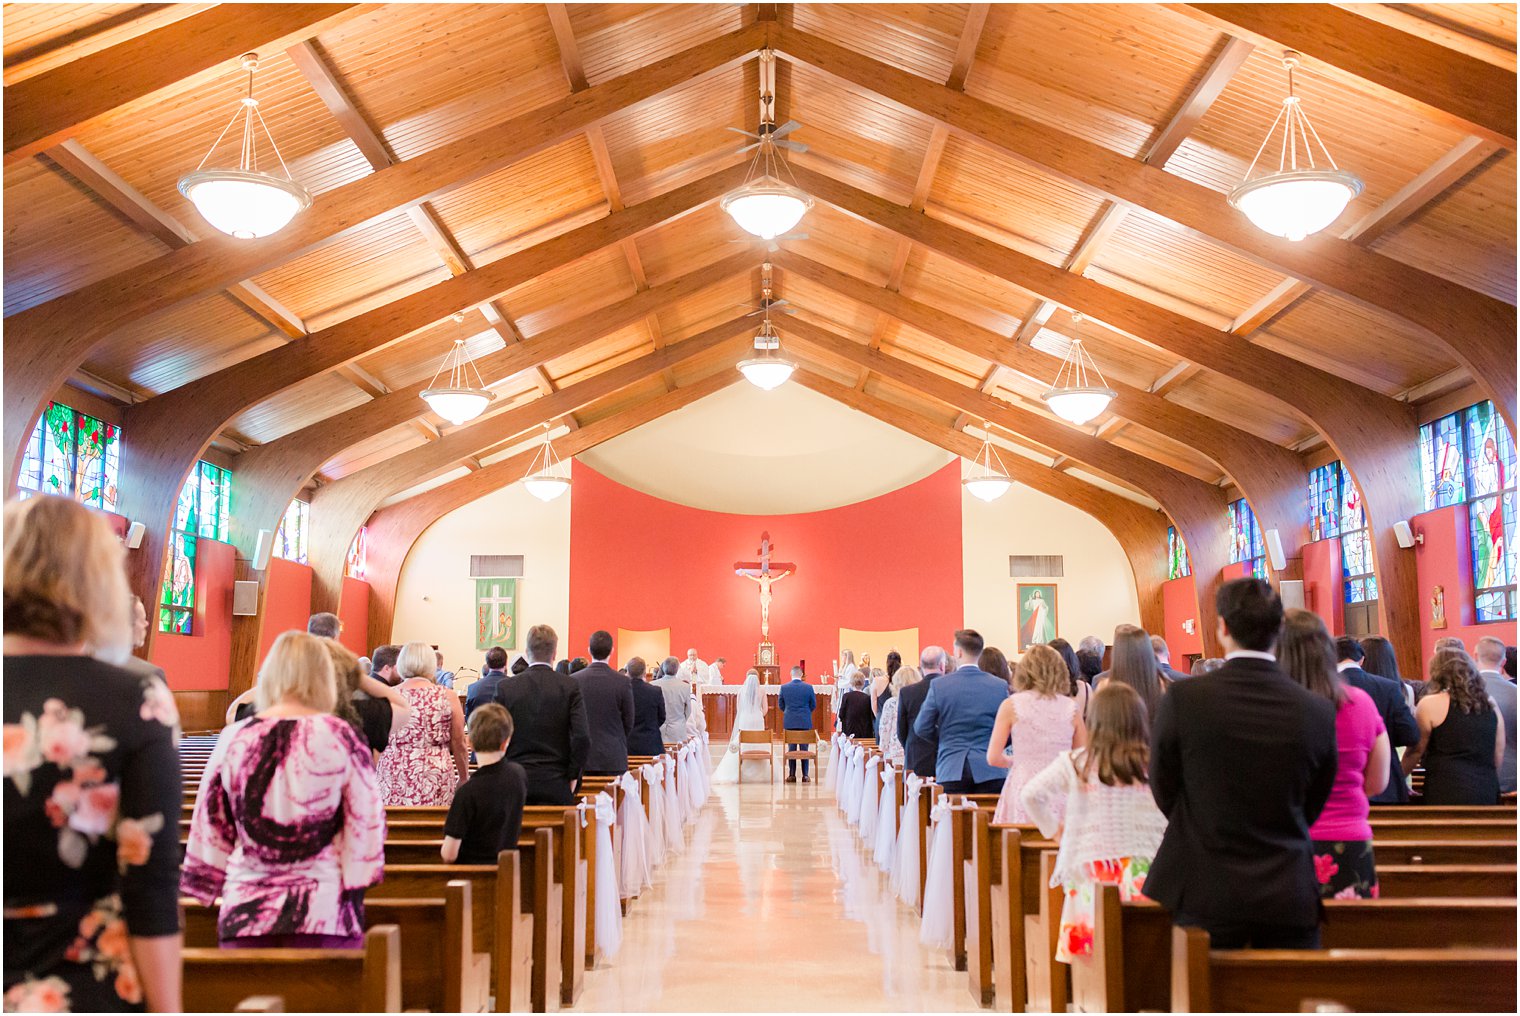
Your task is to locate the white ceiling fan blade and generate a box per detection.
[770,120,802,138]
[734,141,761,154]
[775,140,810,154]
[726,126,760,137]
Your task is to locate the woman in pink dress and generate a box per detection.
[987,645,1087,823]
[376,641,468,806]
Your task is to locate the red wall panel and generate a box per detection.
[1412,504,1515,675]
[569,461,964,682]
[1301,538,1345,634]
[151,539,234,692]
[1162,575,1205,659]
[338,577,371,657]
[257,557,314,668]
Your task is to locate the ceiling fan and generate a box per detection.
[725,118,810,155]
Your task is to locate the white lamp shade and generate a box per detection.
[1228,169,1362,242]
[523,475,571,501]
[739,356,796,391]
[1043,386,1117,426]
[421,387,493,425]
[721,178,812,239]
[963,476,1011,502]
[178,169,312,239]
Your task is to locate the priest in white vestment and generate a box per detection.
[707,658,726,685]
[679,648,709,684]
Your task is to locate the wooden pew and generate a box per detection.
[1368,818,1515,841]
[1170,925,1517,1012]
[372,845,538,1012]
[1377,864,1518,897]
[181,881,490,1013]
[184,924,402,1012]
[1375,840,1517,865]
[986,823,1060,1013]
[520,807,588,1007]
[1080,889,1517,1013]
[1369,805,1515,820]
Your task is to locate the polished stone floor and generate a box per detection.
[574,757,977,1012]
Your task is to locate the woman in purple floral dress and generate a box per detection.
[4,497,183,1012]
[182,631,386,947]
[375,641,468,806]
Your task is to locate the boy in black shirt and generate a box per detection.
[442,704,528,863]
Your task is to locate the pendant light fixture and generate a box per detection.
[178,53,312,239]
[522,424,571,502]
[722,56,813,241]
[1228,51,1363,242]
[964,422,1013,502]
[738,314,796,391]
[420,324,495,425]
[1041,313,1117,426]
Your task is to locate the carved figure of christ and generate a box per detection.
[734,531,795,639]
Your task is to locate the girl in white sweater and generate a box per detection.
[1018,682,1168,964]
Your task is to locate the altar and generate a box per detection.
[700,684,836,739]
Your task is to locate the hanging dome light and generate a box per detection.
[722,95,814,240]
[178,53,312,239]
[964,422,1013,502]
[1041,313,1117,426]
[1228,51,1363,242]
[420,334,495,425]
[738,317,796,390]
[522,425,571,501]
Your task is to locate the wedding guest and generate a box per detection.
[878,666,921,765]
[442,705,526,864]
[1402,650,1505,805]
[899,647,948,778]
[1474,636,1516,794]
[377,641,468,806]
[1335,637,1417,804]
[1360,635,1418,711]
[988,644,1086,823]
[577,631,635,776]
[914,629,1009,794]
[979,646,1013,686]
[1050,637,1091,714]
[1100,625,1167,719]
[626,657,667,758]
[837,670,876,740]
[496,625,591,805]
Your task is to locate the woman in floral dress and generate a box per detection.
[4,497,183,1012]
[1018,683,1166,966]
[987,645,1086,824]
[376,641,468,806]
[182,631,386,947]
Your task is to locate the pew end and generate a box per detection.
[184,924,403,1013]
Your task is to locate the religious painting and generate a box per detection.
[475,578,517,650]
[1430,585,1447,630]
[1017,584,1058,650]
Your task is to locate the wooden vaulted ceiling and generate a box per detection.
[3,4,1516,590]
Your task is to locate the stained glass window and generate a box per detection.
[1228,498,1268,578]
[158,461,233,634]
[1464,401,1516,622]
[275,500,309,564]
[345,526,368,580]
[17,402,121,511]
[1420,411,1466,510]
[1309,461,1374,604]
[1167,526,1190,580]
[1308,463,1342,541]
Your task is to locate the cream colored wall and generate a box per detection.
[393,481,572,674]
[960,462,1142,657]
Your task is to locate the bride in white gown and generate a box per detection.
[711,671,770,784]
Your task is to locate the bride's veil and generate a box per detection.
[727,672,764,750]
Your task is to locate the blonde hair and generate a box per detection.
[256,631,337,712]
[891,665,922,696]
[4,496,132,659]
[322,639,364,731]
[397,640,436,680]
[1014,644,1070,697]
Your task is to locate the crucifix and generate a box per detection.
[734,531,796,639]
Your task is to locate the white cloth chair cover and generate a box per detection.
[842,746,863,823]
[592,793,623,959]
[643,763,667,867]
[892,774,923,908]
[858,755,881,843]
[662,756,683,853]
[918,800,955,948]
[616,772,651,898]
[826,734,841,791]
[874,766,897,870]
[682,742,706,815]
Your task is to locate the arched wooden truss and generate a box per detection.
[5,3,1515,684]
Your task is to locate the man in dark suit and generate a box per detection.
[493,623,592,805]
[1150,635,1193,683]
[778,666,818,782]
[1147,578,1337,950]
[1335,636,1419,803]
[913,630,1008,794]
[465,645,511,722]
[898,646,947,778]
[626,657,666,758]
[576,630,635,776]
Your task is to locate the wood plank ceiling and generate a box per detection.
[3,4,1515,623]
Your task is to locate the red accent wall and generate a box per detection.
[1162,575,1205,659]
[338,578,371,657]
[257,557,314,667]
[1301,538,1345,634]
[151,539,234,692]
[1412,504,1515,675]
[1223,561,1253,582]
[569,461,963,683]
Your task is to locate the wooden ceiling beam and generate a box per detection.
[3,3,366,164]
[793,367,1176,640]
[769,25,1516,432]
[351,369,739,632]
[5,23,768,488]
[1174,3,1517,147]
[1329,4,1517,72]
[1231,133,1505,334]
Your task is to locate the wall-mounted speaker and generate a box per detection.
[252,529,275,571]
[1263,528,1287,572]
[232,580,260,616]
[125,521,146,549]
[1279,579,1305,610]
[1393,520,1422,548]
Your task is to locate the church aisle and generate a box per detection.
[574,758,977,1012]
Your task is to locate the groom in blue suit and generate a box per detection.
[778,666,817,782]
[913,629,1009,794]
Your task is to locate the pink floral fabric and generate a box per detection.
[376,682,459,806]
